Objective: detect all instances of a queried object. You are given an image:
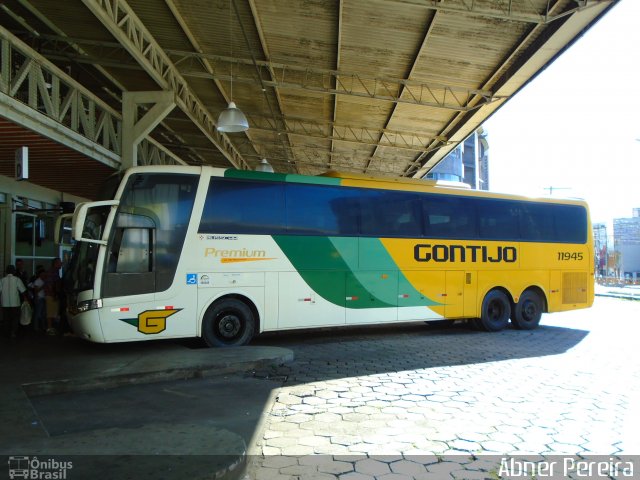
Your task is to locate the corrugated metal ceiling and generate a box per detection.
[0,0,618,191]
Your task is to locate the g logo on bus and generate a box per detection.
[120,309,182,334]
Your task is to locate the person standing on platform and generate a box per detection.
[44,258,62,336]
[0,265,27,340]
[29,266,47,334]
[15,259,29,289]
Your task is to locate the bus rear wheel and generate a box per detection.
[512,290,543,330]
[479,290,511,332]
[202,298,255,347]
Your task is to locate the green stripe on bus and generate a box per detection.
[284,174,342,186]
[224,169,341,186]
[273,236,440,309]
[224,170,288,182]
[273,235,394,309]
[336,237,441,307]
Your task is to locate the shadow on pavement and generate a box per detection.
[0,320,589,479]
[251,321,590,385]
[0,335,285,480]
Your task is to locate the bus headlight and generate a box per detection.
[74,299,103,314]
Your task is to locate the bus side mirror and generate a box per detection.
[73,200,119,245]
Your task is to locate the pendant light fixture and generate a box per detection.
[255,158,274,173]
[217,0,249,133]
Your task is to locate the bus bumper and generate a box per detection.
[70,310,106,343]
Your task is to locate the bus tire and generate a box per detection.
[479,290,511,332]
[202,298,255,347]
[512,290,543,330]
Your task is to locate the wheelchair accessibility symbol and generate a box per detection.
[186,273,198,285]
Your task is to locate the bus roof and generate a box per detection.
[319,171,471,190]
[123,165,587,206]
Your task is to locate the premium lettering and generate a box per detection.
[414,244,517,263]
[204,247,266,258]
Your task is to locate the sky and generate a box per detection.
[484,0,640,227]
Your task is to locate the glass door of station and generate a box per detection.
[14,212,57,276]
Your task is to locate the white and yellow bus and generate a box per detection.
[65,166,594,346]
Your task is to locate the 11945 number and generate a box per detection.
[557,252,584,261]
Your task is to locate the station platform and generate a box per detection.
[0,334,293,479]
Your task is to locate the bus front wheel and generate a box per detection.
[512,290,543,330]
[479,290,511,332]
[202,298,255,347]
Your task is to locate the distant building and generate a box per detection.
[613,209,640,280]
[593,223,608,276]
[424,128,489,190]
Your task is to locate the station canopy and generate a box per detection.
[0,0,617,196]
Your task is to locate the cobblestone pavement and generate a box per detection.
[246,297,640,479]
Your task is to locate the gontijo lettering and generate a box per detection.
[414,244,517,263]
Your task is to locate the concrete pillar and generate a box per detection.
[122,91,175,169]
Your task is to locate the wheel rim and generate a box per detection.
[215,312,243,340]
[487,300,504,322]
[522,300,538,323]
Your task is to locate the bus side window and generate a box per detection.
[423,196,476,239]
[112,227,153,274]
[555,205,587,243]
[104,224,156,297]
[108,212,156,273]
[286,184,359,235]
[359,190,421,238]
[200,179,286,234]
[519,203,554,241]
[477,199,519,241]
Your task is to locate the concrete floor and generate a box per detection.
[1,295,638,480]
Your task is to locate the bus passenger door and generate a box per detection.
[445,271,465,319]
[100,223,197,340]
[100,225,159,341]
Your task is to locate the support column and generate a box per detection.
[122,91,175,169]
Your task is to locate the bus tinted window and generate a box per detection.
[359,190,422,237]
[423,195,476,239]
[519,203,555,241]
[199,179,286,234]
[477,199,520,240]
[286,184,359,235]
[198,177,587,244]
[555,204,587,243]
